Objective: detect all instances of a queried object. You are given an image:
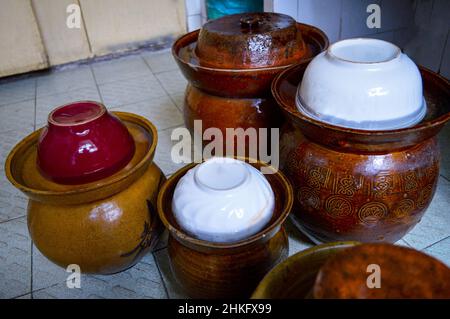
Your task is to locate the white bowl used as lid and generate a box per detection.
[296,38,426,130]
[172,157,275,243]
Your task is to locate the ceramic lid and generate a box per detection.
[195,12,307,69]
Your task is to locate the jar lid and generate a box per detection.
[195,12,307,69]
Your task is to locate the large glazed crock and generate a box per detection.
[157,159,293,298]
[272,63,450,243]
[5,112,164,274]
[173,13,328,155]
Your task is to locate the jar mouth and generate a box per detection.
[327,38,401,64]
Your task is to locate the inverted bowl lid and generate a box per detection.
[195,12,308,69]
[5,112,158,205]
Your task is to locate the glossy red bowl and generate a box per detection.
[37,101,135,184]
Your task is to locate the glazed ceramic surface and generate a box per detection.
[37,101,135,184]
[5,112,164,274]
[297,38,426,130]
[252,242,359,299]
[172,157,274,243]
[313,243,450,298]
[174,17,328,157]
[195,13,307,69]
[183,84,282,157]
[157,159,293,298]
[174,22,329,98]
[273,62,450,243]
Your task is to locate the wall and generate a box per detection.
[31,0,91,66]
[406,0,449,78]
[79,0,186,56]
[0,0,48,77]
[185,0,448,79]
[271,0,449,78]
[0,0,186,77]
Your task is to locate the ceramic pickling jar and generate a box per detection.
[5,103,164,274]
[157,158,293,298]
[272,62,450,243]
[172,12,328,154]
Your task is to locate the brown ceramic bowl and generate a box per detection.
[313,243,450,299]
[252,242,359,299]
[272,62,450,243]
[173,23,328,98]
[157,158,293,298]
[5,112,164,274]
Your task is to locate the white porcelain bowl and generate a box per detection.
[296,38,426,130]
[172,157,275,243]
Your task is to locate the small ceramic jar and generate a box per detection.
[5,109,164,274]
[157,158,293,298]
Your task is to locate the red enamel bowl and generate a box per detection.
[37,101,135,184]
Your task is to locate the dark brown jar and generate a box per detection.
[272,63,450,243]
[172,13,328,156]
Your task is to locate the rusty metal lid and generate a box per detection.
[195,12,308,69]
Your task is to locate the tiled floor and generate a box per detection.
[0,49,449,299]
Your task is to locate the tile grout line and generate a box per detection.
[0,215,27,224]
[30,76,37,297]
[151,253,170,299]
[421,235,450,251]
[140,55,184,115]
[88,65,104,104]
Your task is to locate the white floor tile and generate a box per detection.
[112,95,183,131]
[0,217,31,298]
[155,70,187,96]
[92,55,152,84]
[403,177,450,250]
[32,254,166,299]
[0,78,36,107]
[141,50,178,74]
[36,66,96,97]
[0,100,34,133]
[153,126,191,176]
[423,236,450,266]
[99,75,166,108]
[0,129,32,222]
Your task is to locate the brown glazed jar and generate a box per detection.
[157,159,293,298]
[5,112,164,274]
[173,13,328,155]
[272,63,450,243]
